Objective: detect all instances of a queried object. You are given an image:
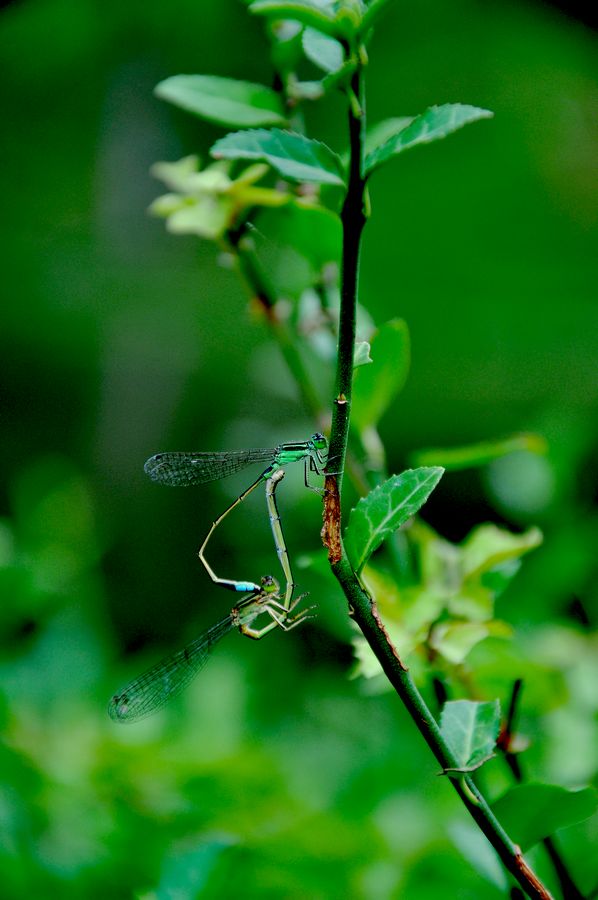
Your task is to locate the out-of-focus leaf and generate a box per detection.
[157,197,234,239]
[353,341,372,367]
[431,622,490,664]
[461,524,542,580]
[480,558,522,598]
[448,821,508,891]
[360,0,395,36]
[364,104,494,175]
[492,784,598,851]
[249,1,343,39]
[344,467,444,573]
[251,203,340,298]
[150,158,288,240]
[302,27,344,72]
[268,19,303,76]
[288,79,325,101]
[351,566,446,679]
[439,699,501,772]
[411,433,548,470]
[432,620,512,663]
[154,75,286,127]
[212,129,345,186]
[470,640,569,715]
[352,319,410,431]
[352,620,420,680]
[255,202,341,267]
[446,582,494,622]
[156,836,236,897]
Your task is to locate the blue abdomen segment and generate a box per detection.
[235,581,260,593]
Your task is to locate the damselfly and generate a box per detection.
[144,433,328,594]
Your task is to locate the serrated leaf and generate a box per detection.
[344,467,444,573]
[411,432,548,470]
[249,0,342,39]
[352,319,410,430]
[440,699,500,772]
[155,75,286,128]
[364,103,494,175]
[302,27,344,72]
[353,341,372,367]
[492,784,598,851]
[211,128,345,186]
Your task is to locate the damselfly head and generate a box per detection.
[310,433,328,450]
[260,574,280,595]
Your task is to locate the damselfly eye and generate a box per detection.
[310,433,327,449]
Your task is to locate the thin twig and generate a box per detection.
[225,229,327,427]
[499,679,585,899]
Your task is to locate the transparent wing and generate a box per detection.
[108,616,234,723]
[144,447,276,486]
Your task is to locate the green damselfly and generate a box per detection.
[144,433,328,594]
[109,471,311,722]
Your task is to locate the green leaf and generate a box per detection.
[448,822,508,891]
[364,117,413,158]
[344,467,444,573]
[249,1,342,39]
[211,129,346,186]
[439,699,500,772]
[268,19,304,78]
[364,103,494,175]
[461,524,542,581]
[353,341,372,367]
[156,837,235,897]
[431,622,493,664]
[302,27,344,72]
[288,79,325,101]
[493,784,598,851]
[154,75,286,128]
[159,198,234,240]
[251,203,341,298]
[352,319,410,431]
[411,432,548,470]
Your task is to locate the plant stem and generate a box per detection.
[224,229,326,428]
[333,557,552,899]
[323,53,553,900]
[500,680,584,899]
[326,69,367,493]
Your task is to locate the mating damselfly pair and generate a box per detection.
[109,434,328,722]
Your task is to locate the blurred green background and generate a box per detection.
[1,0,597,897]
